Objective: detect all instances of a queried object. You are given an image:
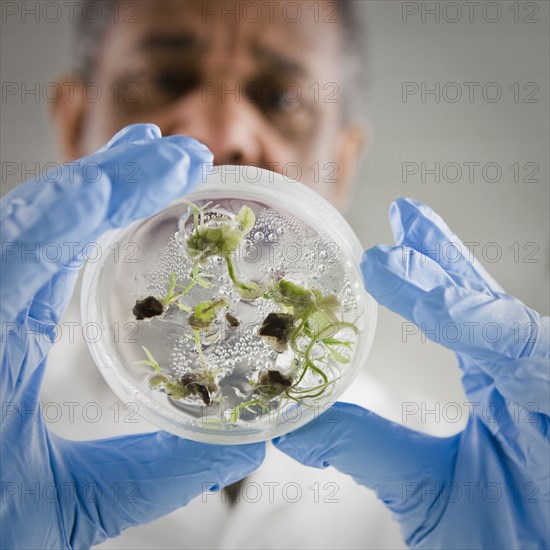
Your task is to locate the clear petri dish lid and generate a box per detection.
[82,165,377,444]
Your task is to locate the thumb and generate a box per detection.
[273,402,457,518]
[48,431,265,547]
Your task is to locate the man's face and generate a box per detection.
[53,0,364,208]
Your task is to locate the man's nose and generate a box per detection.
[162,85,263,166]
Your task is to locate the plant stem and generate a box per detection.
[317,322,359,339]
[290,312,312,353]
[194,329,208,370]
[225,253,238,287]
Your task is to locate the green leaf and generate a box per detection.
[278,280,312,302]
[326,346,350,364]
[274,280,316,317]
[136,346,161,373]
[196,278,213,289]
[235,205,256,234]
[192,203,200,231]
[148,373,170,388]
[236,280,262,300]
[317,322,359,340]
[164,382,188,400]
[188,297,229,330]
[322,338,352,348]
[308,311,333,337]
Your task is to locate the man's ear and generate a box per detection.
[334,122,368,211]
[49,71,87,162]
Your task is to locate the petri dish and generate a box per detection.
[81,165,377,444]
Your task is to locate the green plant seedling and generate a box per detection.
[137,346,219,405]
[135,346,161,373]
[224,254,262,299]
[187,297,229,331]
[185,203,262,299]
[165,265,215,304]
[133,266,215,320]
[270,279,317,318]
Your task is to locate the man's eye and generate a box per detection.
[147,71,199,96]
[244,82,301,114]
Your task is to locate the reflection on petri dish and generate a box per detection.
[82,166,376,444]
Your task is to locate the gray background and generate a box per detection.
[1,2,548,438]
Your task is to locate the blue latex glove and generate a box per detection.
[274,198,549,548]
[1,124,265,549]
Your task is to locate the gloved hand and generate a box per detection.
[0,124,265,549]
[274,198,549,549]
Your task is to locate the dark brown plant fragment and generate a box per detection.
[258,369,293,397]
[180,373,218,405]
[225,312,240,328]
[133,296,164,320]
[258,312,295,353]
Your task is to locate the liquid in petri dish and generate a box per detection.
[102,196,365,431]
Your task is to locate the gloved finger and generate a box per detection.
[413,286,549,405]
[461,369,550,476]
[362,244,547,361]
[91,134,211,229]
[94,123,162,152]
[413,285,548,361]
[272,402,456,540]
[27,265,81,327]
[493,356,550,416]
[361,244,488,323]
[1,126,213,321]
[0,172,110,322]
[48,432,265,548]
[1,124,162,206]
[361,242,548,397]
[389,197,504,294]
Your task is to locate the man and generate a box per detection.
[52,0,365,208]
[1,1,547,548]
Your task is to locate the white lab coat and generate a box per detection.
[42,273,408,549]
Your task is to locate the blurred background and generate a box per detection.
[1,1,549,548]
[3,0,548,408]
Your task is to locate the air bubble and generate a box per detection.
[254,232,264,241]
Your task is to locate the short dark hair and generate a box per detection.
[74,0,368,122]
